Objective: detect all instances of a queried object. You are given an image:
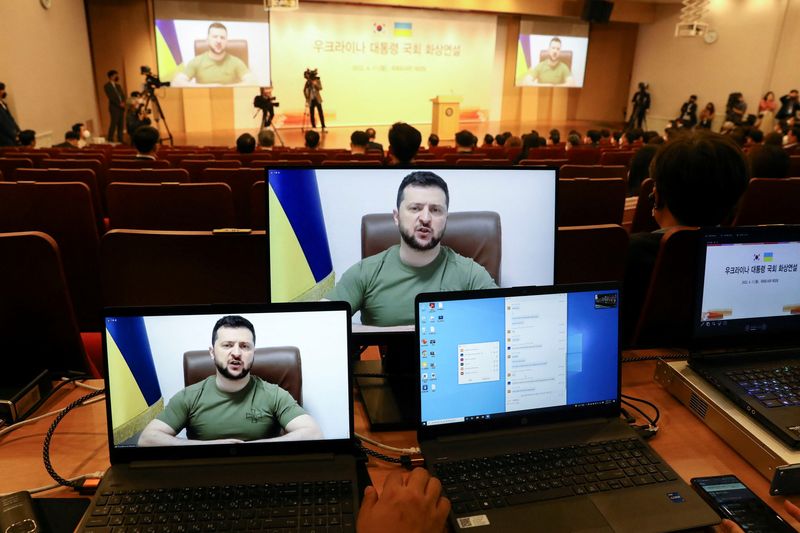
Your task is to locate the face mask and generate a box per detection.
[83,130,92,140]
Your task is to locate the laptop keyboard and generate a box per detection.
[727,365,800,408]
[83,480,355,532]
[433,437,678,515]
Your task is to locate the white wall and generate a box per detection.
[0,0,99,145]
[628,0,795,133]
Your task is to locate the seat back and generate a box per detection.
[0,182,101,330]
[566,149,600,165]
[101,229,268,307]
[790,155,800,177]
[555,224,628,284]
[361,211,502,283]
[107,182,235,230]
[598,150,636,168]
[733,178,800,226]
[250,181,266,230]
[109,158,171,169]
[0,231,92,378]
[181,159,240,182]
[198,168,265,228]
[630,178,659,234]
[559,164,626,179]
[525,148,567,161]
[557,178,626,226]
[183,347,302,404]
[15,168,105,231]
[0,157,34,180]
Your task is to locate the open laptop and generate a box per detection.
[415,283,719,533]
[688,225,800,449]
[78,301,359,532]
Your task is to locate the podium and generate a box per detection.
[430,95,462,141]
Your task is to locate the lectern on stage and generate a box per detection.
[430,95,462,141]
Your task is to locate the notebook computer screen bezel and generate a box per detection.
[415,282,621,440]
[103,301,355,464]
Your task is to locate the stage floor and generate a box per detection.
[163,119,627,150]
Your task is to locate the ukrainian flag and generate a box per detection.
[764,252,774,262]
[394,22,413,38]
[269,169,334,302]
[106,316,163,445]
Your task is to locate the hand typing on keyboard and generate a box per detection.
[357,468,450,533]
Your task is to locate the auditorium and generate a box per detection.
[1,1,800,532]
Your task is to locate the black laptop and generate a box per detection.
[415,283,719,532]
[78,301,359,532]
[688,225,800,449]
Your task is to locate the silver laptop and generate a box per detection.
[415,283,719,532]
[78,301,359,532]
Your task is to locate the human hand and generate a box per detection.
[356,468,450,533]
[714,499,800,532]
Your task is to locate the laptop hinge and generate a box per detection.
[129,452,336,469]
[691,345,799,363]
[434,417,613,444]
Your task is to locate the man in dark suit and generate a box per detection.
[365,127,383,154]
[0,82,20,146]
[104,70,126,143]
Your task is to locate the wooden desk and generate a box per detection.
[2,363,798,529]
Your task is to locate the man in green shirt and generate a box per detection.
[524,36,574,86]
[172,22,256,86]
[325,172,498,326]
[138,315,321,446]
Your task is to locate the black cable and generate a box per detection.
[621,399,657,429]
[622,393,661,425]
[42,388,106,488]
[359,445,402,464]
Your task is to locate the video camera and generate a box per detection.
[140,65,170,90]
[254,95,279,110]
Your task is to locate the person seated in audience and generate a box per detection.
[365,127,383,154]
[257,128,275,150]
[698,102,715,130]
[719,121,735,135]
[236,133,256,154]
[387,122,421,166]
[643,130,661,144]
[427,133,439,150]
[764,131,784,147]
[747,143,789,179]
[350,130,369,155]
[746,128,764,145]
[536,136,547,147]
[494,132,508,147]
[600,129,612,144]
[566,133,582,149]
[783,126,800,150]
[622,131,749,345]
[506,135,521,148]
[304,130,321,150]
[481,133,494,147]
[548,129,561,145]
[357,468,450,533]
[612,130,623,145]
[585,129,601,147]
[126,92,151,142]
[72,122,91,147]
[776,89,799,123]
[53,130,81,149]
[132,125,160,160]
[622,128,643,146]
[626,144,658,197]
[17,129,36,148]
[455,130,475,153]
[718,499,800,533]
[514,133,540,165]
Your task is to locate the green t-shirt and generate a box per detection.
[183,52,250,85]
[529,60,572,85]
[157,375,306,441]
[326,245,498,327]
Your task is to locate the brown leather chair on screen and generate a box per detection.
[361,211,502,284]
[0,157,33,180]
[557,178,626,226]
[107,182,235,230]
[630,178,659,234]
[183,347,302,405]
[250,181,266,230]
[732,178,800,226]
[16,168,106,233]
[555,224,628,284]
[559,164,627,179]
[0,231,98,377]
[101,229,267,307]
[0,182,102,331]
[198,167,263,228]
[629,226,699,348]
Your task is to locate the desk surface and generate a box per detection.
[1,360,798,529]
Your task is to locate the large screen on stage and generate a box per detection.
[515,18,589,88]
[155,19,271,87]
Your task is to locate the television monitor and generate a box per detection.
[515,18,590,88]
[266,166,557,345]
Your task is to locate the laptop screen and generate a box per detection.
[417,286,619,427]
[694,226,800,345]
[104,305,351,454]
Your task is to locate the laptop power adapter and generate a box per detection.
[0,370,53,424]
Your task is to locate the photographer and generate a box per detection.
[303,68,326,131]
[253,87,277,128]
[126,91,151,139]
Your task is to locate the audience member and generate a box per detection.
[304,130,321,149]
[623,128,643,146]
[600,129,612,144]
[676,94,698,128]
[627,144,658,196]
[585,129,601,147]
[350,130,369,155]
[454,130,475,152]
[53,130,81,149]
[236,133,256,154]
[482,133,494,147]
[622,131,749,345]
[776,89,799,122]
[132,125,160,159]
[365,127,383,153]
[567,133,582,148]
[764,131,784,146]
[427,133,439,149]
[548,129,561,145]
[612,130,623,145]
[72,122,91,147]
[720,121,735,135]
[0,82,20,146]
[698,102,715,130]
[18,129,36,148]
[494,133,508,147]
[747,129,764,145]
[784,126,800,150]
[748,143,790,179]
[257,128,275,149]
[514,133,540,165]
[126,92,150,139]
[725,92,747,126]
[387,122,421,166]
[506,135,522,148]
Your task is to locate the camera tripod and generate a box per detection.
[142,87,174,146]
[259,108,285,147]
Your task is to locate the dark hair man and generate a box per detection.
[365,127,383,153]
[677,94,698,128]
[776,90,799,121]
[53,130,81,149]
[173,23,255,86]
[236,132,256,154]
[324,171,497,326]
[549,129,561,145]
[454,130,475,153]
[427,133,439,148]
[0,82,19,147]
[387,122,421,165]
[258,128,275,149]
[305,129,321,149]
[628,82,651,130]
[482,134,494,146]
[586,129,601,146]
[350,130,369,155]
[132,125,160,159]
[104,70,126,143]
[18,129,36,148]
[138,315,321,446]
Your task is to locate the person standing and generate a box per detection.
[303,69,326,131]
[628,82,651,130]
[104,70,126,143]
[0,82,20,146]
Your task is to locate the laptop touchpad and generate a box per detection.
[492,498,612,533]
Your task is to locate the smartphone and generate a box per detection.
[691,475,796,533]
